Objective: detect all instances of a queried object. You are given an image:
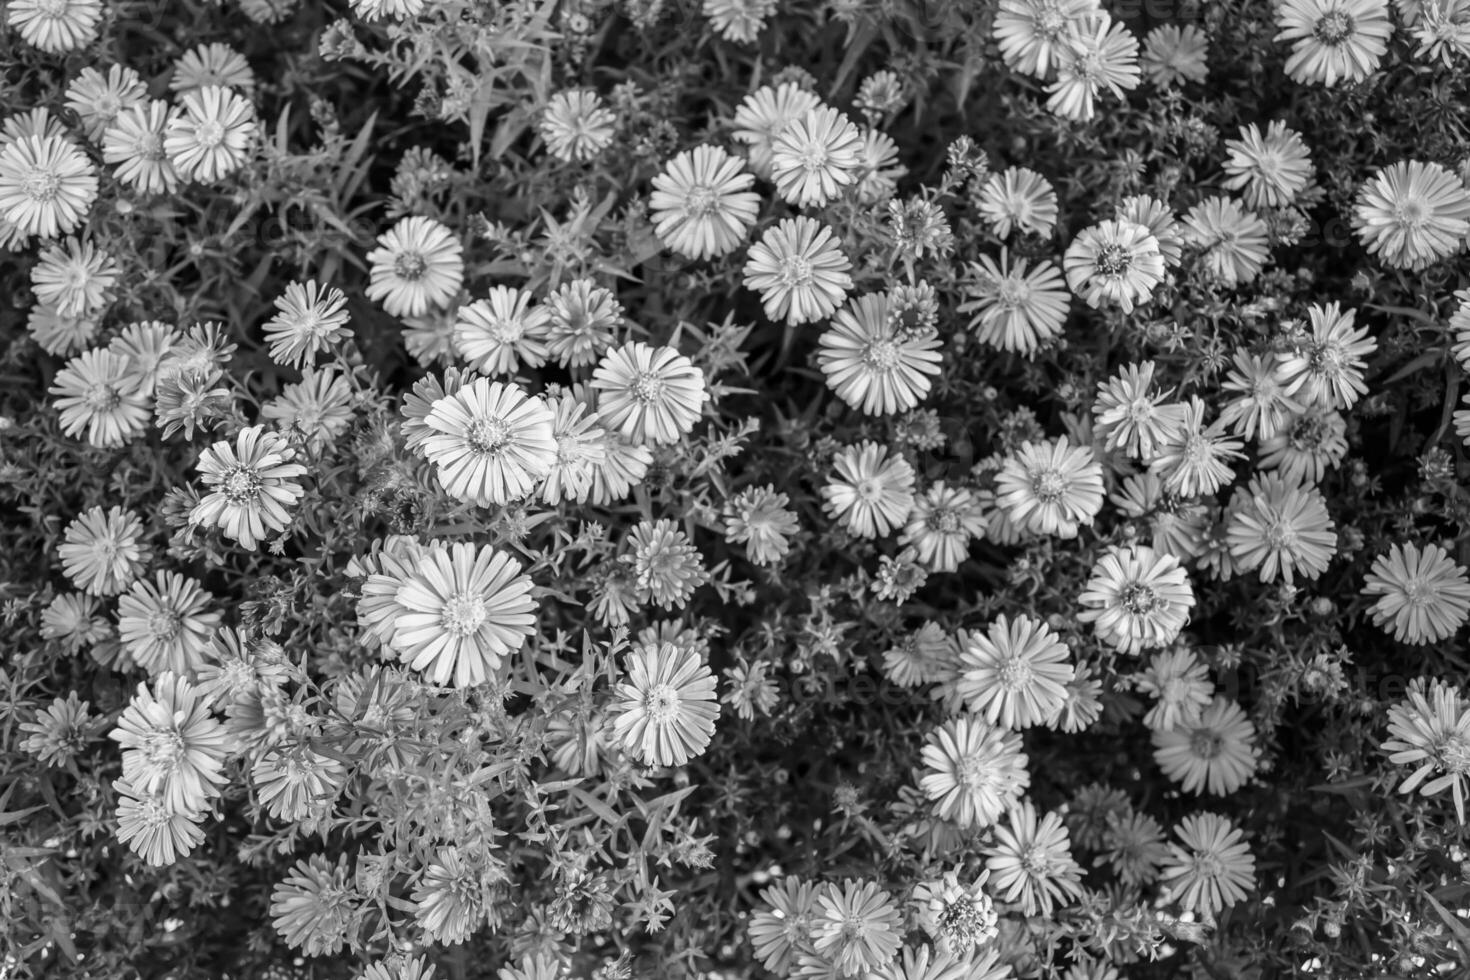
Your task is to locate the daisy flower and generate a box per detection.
[58,505,148,596]
[730,82,822,178]
[1218,348,1302,441]
[976,167,1058,239]
[190,425,308,550]
[110,671,231,814]
[1160,813,1255,918]
[262,280,351,368]
[1274,0,1393,85]
[117,571,222,676]
[817,292,943,416]
[538,89,617,163]
[958,253,1070,354]
[114,777,207,867]
[400,368,469,456]
[421,378,556,506]
[626,519,709,609]
[402,301,459,367]
[27,302,97,355]
[544,278,623,368]
[749,877,820,976]
[723,485,799,565]
[1046,14,1143,123]
[588,430,654,505]
[742,216,854,326]
[0,134,98,240]
[1353,160,1470,270]
[1223,121,1314,210]
[1078,544,1195,655]
[900,482,987,572]
[1383,678,1470,821]
[958,615,1075,730]
[252,744,346,822]
[1148,396,1245,499]
[366,216,464,319]
[1102,810,1171,886]
[452,285,550,377]
[993,0,1101,77]
[1112,472,1211,561]
[809,880,903,977]
[540,392,607,505]
[1141,23,1210,86]
[1091,360,1185,461]
[984,802,1085,916]
[1362,542,1470,644]
[31,236,117,317]
[39,594,111,653]
[19,692,97,767]
[882,622,952,688]
[5,0,102,52]
[102,101,180,195]
[1063,219,1165,313]
[820,441,916,539]
[703,0,777,42]
[1117,194,1185,266]
[1273,302,1376,409]
[49,348,151,448]
[994,436,1106,539]
[164,86,256,183]
[609,642,720,766]
[852,127,906,204]
[1226,472,1337,584]
[1138,646,1215,732]
[648,144,760,259]
[912,869,1000,956]
[170,42,256,95]
[351,0,426,20]
[591,342,709,445]
[1154,696,1258,795]
[389,542,537,687]
[1410,0,1470,64]
[260,368,356,450]
[919,716,1030,829]
[1182,196,1270,286]
[769,105,864,208]
[65,65,148,142]
[1259,407,1348,484]
[272,855,360,955]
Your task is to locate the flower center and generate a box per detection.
[193,120,226,149]
[926,508,960,533]
[1440,734,1470,775]
[146,608,182,641]
[683,185,718,218]
[1190,729,1224,759]
[36,0,70,14]
[854,478,883,502]
[222,464,262,504]
[1020,844,1053,875]
[1193,852,1226,879]
[1313,10,1354,43]
[83,382,121,412]
[1288,414,1328,451]
[1120,582,1160,615]
[466,416,512,455]
[1035,4,1067,39]
[394,251,428,281]
[1095,243,1132,277]
[955,753,993,791]
[779,255,814,287]
[141,728,186,772]
[1031,468,1066,503]
[995,276,1031,309]
[1394,199,1426,229]
[862,338,901,372]
[23,168,61,202]
[998,655,1034,691]
[631,371,665,405]
[797,142,830,173]
[1161,676,1192,703]
[641,683,680,723]
[440,592,487,637]
[938,896,993,947]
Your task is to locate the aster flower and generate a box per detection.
[116,571,222,676]
[1148,396,1245,499]
[1274,0,1392,85]
[809,879,904,977]
[958,252,1070,354]
[544,278,623,368]
[769,105,864,208]
[1410,0,1470,64]
[114,777,207,867]
[976,166,1058,239]
[900,482,987,572]
[261,368,356,450]
[1160,813,1255,918]
[1091,361,1185,461]
[351,0,426,20]
[539,89,617,162]
[1273,302,1376,410]
[102,101,180,195]
[366,216,464,319]
[0,133,98,240]
[1046,14,1142,123]
[164,86,256,183]
[730,82,822,178]
[50,348,151,448]
[402,301,460,367]
[5,0,102,52]
[1223,121,1314,210]
[262,280,351,368]
[588,429,654,505]
[1362,542,1470,644]
[609,642,720,766]
[40,593,112,652]
[1102,810,1171,886]
[109,320,181,396]
[912,870,999,956]
[59,505,148,596]
[649,145,759,259]
[881,622,952,688]
[1063,219,1165,313]
[1218,348,1302,441]
[27,302,97,356]
[1078,544,1195,655]
[626,519,709,609]
[1154,696,1258,795]
[818,292,942,416]
[539,392,607,505]
[1138,646,1215,731]
[31,236,116,318]
[452,286,551,376]
[190,425,308,550]
[743,216,854,326]
[1383,678,1470,821]
[110,672,231,814]
[65,65,148,142]
[422,379,556,506]
[592,342,708,445]
[852,128,907,204]
[1182,196,1271,285]
[993,0,1101,77]
[1259,407,1347,484]
[995,436,1105,539]
[171,42,256,95]
[723,485,799,565]
[271,855,361,955]
[749,877,821,975]
[703,0,777,42]
[1141,23,1210,86]
[1112,472,1211,561]
[985,802,1085,916]
[958,614,1075,729]
[400,368,470,456]
[821,441,916,539]
[19,692,98,767]
[919,716,1030,829]
[1117,194,1185,266]
[252,743,347,822]
[1353,160,1470,270]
